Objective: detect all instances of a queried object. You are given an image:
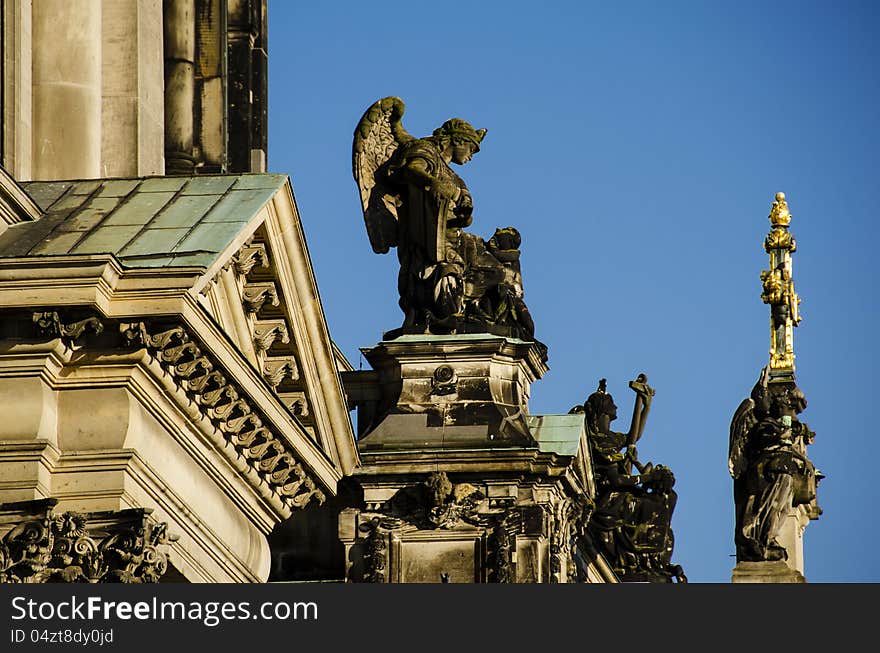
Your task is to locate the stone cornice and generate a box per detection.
[265,188,360,475]
[0,309,333,514]
[0,176,359,483]
[0,167,41,229]
[0,255,343,490]
[357,448,580,478]
[364,334,550,383]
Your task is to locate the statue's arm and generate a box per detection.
[606,465,641,489]
[400,155,461,203]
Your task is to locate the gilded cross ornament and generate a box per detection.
[761,192,801,379]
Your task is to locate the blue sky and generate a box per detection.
[267,1,878,582]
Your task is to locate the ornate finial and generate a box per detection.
[760,192,801,379]
[768,191,792,228]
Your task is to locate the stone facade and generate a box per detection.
[0,172,358,581]
[0,2,650,584]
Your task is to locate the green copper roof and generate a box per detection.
[527,414,585,456]
[0,174,288,268]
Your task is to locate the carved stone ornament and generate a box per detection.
[0,501,176,584]
[242,282,280,314]
[119,321,324,510]
[2,307,328,514]
[263,356,300,388]
[253,320,290,352]
[486,516,514,583]
[32,311,103,345]
[233,244,270,277]
[358,518,387,583]
[430,364,457,395]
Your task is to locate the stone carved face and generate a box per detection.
[451,141,477,165]
[585,391,618,434]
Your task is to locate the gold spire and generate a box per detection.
[760,192,801,379]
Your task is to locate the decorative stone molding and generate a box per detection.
[263,356,300,388]
[486,517,513,583]
[0,499,176,584]
[279,392,310,418]
[219,231,318,440]
[32,311,104,344]
[253,320,289,352]
[359,518,387,583]
[233,244,270,277]
[242,282,279,314]
[1,309,327,512]
[120,320,325,510]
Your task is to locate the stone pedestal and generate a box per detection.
[343,334,548,450]
[338,335,603,583]
[731,560,806,583]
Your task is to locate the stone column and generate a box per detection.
[227,0,267,173]
[32,0,102,180]
[101,0,165,177]
[194,0,226,172]
[164,0,196,174]
[2,0,33,180]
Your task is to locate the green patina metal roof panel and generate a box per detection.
[137,177,188,193]
[180,176,238,195]
[149,194,220,228]
[0,174,288,269]
[527,414,585,456]
[24,182,73,211]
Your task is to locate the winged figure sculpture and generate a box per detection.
[352,97,414,255]
[351,97,540,343]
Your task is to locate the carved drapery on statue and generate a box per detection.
[729,369,821,562]
[576,377,686,583]
[353,97,535,341]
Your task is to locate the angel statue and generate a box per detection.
[729,367,822,563]
[574,376,686,583]
[352,97,536,341]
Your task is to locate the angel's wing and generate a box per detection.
[728,397,756,479]
[352,97,415,254]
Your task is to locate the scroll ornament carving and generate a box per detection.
[253,321,290,352]
[242,283,280,314]
[120,321,325,510]
[32,311,103,344]
[263,357,300,388]
[233,245,270,277]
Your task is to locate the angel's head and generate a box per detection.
[432,118,487,164]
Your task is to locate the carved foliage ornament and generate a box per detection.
[0,508,174,584]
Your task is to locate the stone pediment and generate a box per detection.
[0,165,40,234]
[0,173,358,493]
